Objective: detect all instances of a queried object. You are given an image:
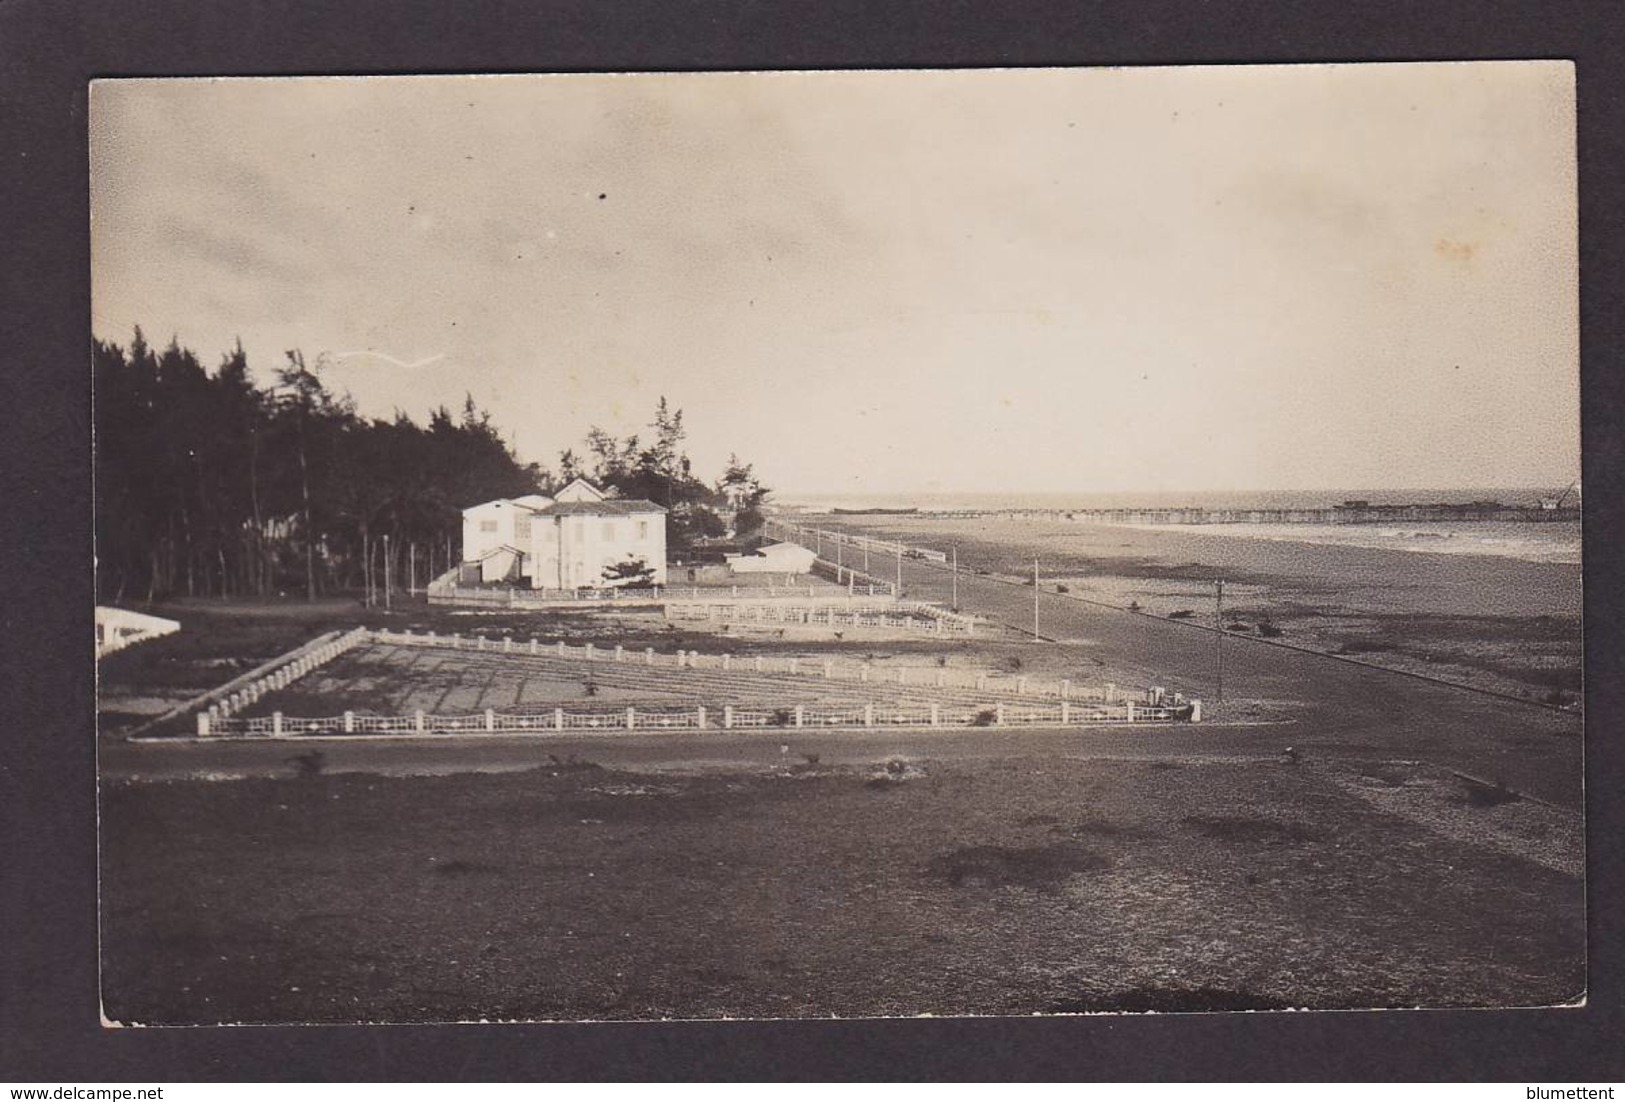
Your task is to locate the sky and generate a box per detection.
[90,63,1579,498]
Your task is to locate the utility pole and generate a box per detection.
[1214,579,1225,707]
[409,542,416,597]
[1033,558,1040,639]
[951,545,958,611]
[383,534,392,612]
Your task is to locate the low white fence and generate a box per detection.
[773,522,949,564]
[664,600,978,635]
[427,580,898,608]
[196,627,370,735]
[206,697,1191,737]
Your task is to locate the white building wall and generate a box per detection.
[527,510,667,589]
[728,543,817,574]
[462,501,526,563]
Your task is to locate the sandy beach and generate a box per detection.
[811,514,1583,705]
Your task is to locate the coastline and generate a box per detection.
[808,513,1583,705]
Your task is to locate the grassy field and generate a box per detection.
[99,751,1584,1023]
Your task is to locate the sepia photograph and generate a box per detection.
[90,62,1582,1025]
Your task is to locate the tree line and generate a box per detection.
[94,329,769,604]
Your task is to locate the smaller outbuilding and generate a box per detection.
[725,540,818,575]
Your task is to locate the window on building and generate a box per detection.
[637,520,649,540]
[480,520,499,533]
[602,521,616,542]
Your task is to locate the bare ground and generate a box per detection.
[99,753,1583,1024]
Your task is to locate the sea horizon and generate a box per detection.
[773,486,1575,513]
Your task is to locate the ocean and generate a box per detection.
[779,488,1581,567]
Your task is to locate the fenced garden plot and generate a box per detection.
[189,627,1199,738]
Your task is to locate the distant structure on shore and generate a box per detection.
[795,497,1580,526]
[1053,500,1581,526]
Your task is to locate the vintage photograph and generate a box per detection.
[92,63,1582,1024]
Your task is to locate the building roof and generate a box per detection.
[470,543,526,560]
[553,477,608,503]
[511,493,556,511]
[533,498,667,517]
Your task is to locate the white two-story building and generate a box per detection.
[461,479,667,589]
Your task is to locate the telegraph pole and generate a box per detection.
[1214,578,1225,706]
[1033,558,1040,639]
[383,534,392,612]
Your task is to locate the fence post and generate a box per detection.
[196,711,211,736]
[585,643,596,661]
[273,711,283,736]
[724,705,734,729]
[482,708,493,732]
[530,637,538,655]
[1106,683,1116,703]
[627,707,636,730]
[696,705,706,729]
[415,709,425,733]
[344,711,355,733]
[995,701,1006,726]
[1190,699,1202,723]
[794,705,804,728]
[864,703,874,727]
[557,640,566,657]
[554,707,564,731]
[722,653,732,671]
[1060,679,1071,700]
[646,647,656,666]
[614,644,623,662]
[503,636,512,653]
[1061,700,1071,725]
[1126,700,1135,722]
[935,617,943,634]
[930,703,940,727]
